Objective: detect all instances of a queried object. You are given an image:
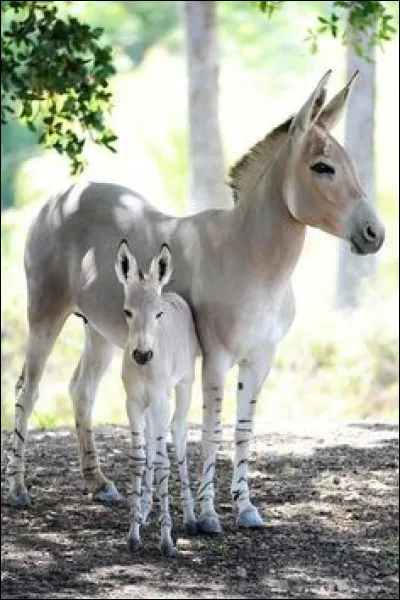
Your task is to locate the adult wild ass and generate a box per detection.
[116,241,198,555]
[8,71,385,534]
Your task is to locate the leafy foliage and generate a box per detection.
[1,0,117,173]
[254,0,397,56]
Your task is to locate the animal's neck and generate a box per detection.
[230,157,306,285]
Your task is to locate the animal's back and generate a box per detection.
[24,181,178,338]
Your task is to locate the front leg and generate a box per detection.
[125,396,146,553]
[151,396,176,557]
[197,355,230,534]
[232,349,275,528]
[141,409,154,524]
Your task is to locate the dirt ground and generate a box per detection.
[1,422,399,599]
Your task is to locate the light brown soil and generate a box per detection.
[1,422,398,599]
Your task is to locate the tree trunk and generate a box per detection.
[335,35,376,309]
[180,0,230,213]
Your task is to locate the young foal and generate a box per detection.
[8,71,385,535]
[115,241,198,556]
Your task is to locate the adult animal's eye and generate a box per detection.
[311,162,335,175]
[156,311,163,319]
[124,309,133,318]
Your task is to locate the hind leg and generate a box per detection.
[69,324,121,503]
[172,378,197,534]
[7,314,68,507]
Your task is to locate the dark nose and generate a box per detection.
[363,223,385,250]
[363,225,377,242]
[133,349,153,365]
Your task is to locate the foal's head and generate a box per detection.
[115,241,172,366]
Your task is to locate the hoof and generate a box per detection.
[185,519,199,536]
[94,484,123,505]
[237,506,266,528]
[197,511,222,535]
[6,486,30,508]
[160,540,177,557]
[127,536,142,553]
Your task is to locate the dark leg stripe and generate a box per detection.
[236,458,248,468]
[7,470,22,477]
[83,466,97,473]
[235,440,246,445]
[85,450,96,456]
[156,451,168,458]
[158,474,168,486]
[238,419,252,423]
[198,480,213,494]
[15,403,25,412]
[178,459,184,466]
[237,476,247,484]
[156,435,163,441]
[250,399,257,405]
[204,462,215,475]
[236,427,252,433]
[14,429,25,443]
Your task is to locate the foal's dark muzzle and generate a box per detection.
[133,349,153,365]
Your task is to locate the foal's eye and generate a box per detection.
[311,162,335,176]
[156,311,163,319]
[124,309,133,319]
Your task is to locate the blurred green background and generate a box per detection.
[1,1,398,431]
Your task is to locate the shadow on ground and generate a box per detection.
[1,422,399,599]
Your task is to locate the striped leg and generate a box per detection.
[171,379,197,534]
[197,356,229,534]
[126,397,147,552]
[141,409,154,523]
[232,351,275,527]
[151,397,176,556]
[69,325,120,503]
[7,316,67,507]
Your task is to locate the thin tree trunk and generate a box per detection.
[180,0,230,213]
[335,34,376,309]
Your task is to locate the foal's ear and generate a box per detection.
[149,243,173,288]
[115,239,138,286]
[290,70,332,141]
[316,70,358,131]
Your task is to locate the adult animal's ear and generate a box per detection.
[115,239,138,286]
[149,243,173,288]
[316,70,359,131]
[289,70,332,144]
